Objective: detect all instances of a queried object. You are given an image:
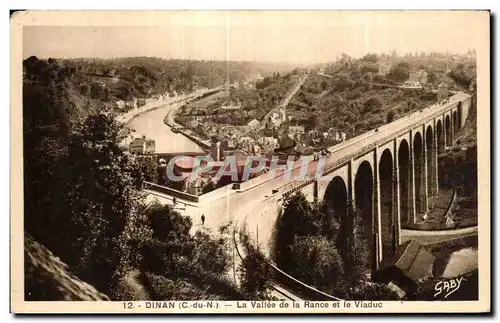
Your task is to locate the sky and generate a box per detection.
[22,11,487,64]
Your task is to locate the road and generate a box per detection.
[259,72,309,130]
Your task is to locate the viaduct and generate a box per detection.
[145,91,474,271]
[277,91,473,267]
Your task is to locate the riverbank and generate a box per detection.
[116,87,220,125]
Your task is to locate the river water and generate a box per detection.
[126,103,204,154]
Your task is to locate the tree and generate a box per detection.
[133,156,159,188]
[386,110,395,123]
[388,62,410,83]
[427,71,438,85]
[361,53,378,63]
[275,192,323,271]
[63,111,148,292]
[238,230,272,298]
[288,235,344,292]
[139,203,242,300]
[305,114,319,131]
[363,96,383,114]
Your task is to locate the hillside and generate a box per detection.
[23,56,291,114]
[25,235,110,301]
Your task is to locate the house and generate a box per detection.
[129,135,156,155]
[128,97,138,109]
[378,62,392,76]
[257,136,279,149]
[247,119,260,131]
[238,136,256,149]
[289,125,305,140]
[251,144,262,155]
[137,98,147,107]
[115,100,126,110]
[186,175,209,196]
[373,240,436,298]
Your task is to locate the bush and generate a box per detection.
[350,283,399,300]
[142,272,221,301]
[386,110,395,123]
[288,235,344,292]
[363,96,383,114]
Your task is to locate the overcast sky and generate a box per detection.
[22,11,487,64]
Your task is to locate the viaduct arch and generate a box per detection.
[310,93,471,270]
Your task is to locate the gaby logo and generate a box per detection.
[434,277,466,299]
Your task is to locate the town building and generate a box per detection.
[289,125,306,141]
[247,119,260,131]
[129,135,155,155]
[257,136,279,150]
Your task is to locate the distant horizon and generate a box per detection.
[23,49,475,67]
[22,11,483,65]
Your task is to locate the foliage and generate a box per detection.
[133,156,159,188]
[138,203,244,300]
[438,146,477,196]
[288,235,344,292]
[363,96,384,114]
[23,56,247,300]
[142,272,222,301]
[361,53,378,63]
[275,193,323,271]
[387,62,410,83]
[23,56,284,108]
[23,61,150,294]
[238,230,272,299]
[275,192,399,300]
[448,67,474,89]
[349,283,400,301]
[337,206,372,289]
[386,110,395,123]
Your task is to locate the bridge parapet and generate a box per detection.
[143,181,200,203]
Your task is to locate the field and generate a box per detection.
[181,90,228,114]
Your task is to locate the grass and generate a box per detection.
[183,90,228,112]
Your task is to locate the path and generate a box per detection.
[260,72,309,130]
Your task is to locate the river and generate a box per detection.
[126,102,205,154]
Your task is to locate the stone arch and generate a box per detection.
[436,119,444,154]
[398,139,412,226]
[445,115,452,147]
[324,176,348,225]
[413,131,426,214]
[378,149,395,259]
[426,125,436,196]
[354,161,375,269]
